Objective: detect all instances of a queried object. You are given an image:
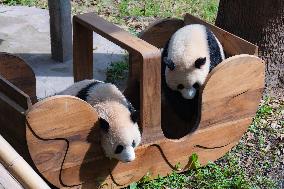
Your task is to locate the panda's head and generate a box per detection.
[96,101,141,163]
[163,24,219,99]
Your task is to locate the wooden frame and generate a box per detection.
[0,13,264,189]
[73,13,162,142]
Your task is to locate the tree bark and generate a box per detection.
[216,0,284,98]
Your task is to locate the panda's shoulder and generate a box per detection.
[75,80,102,100]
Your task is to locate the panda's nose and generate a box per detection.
[121,146,135,163]
[181,88,196,99]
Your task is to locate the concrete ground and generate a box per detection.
[0,5,126,99]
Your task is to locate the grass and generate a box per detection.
[105,59,129,84]
[71,0,219,34]
[0,0,47,8]
[0,0,219,34]
[128,154,252,189]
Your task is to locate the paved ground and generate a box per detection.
[0,6,126,99]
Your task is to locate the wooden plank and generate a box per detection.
[139,18,184,48]
[0,52,37,103]
[200,55,265,129]
[0,164,24,189]
[0,92,31,160]
[48,0,72,62]
[73,13,159,55]
[140,53,162,143]
[73,20,93,82]
[0,76,31,110]
[184,14,258,56]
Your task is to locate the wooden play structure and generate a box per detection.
[0,13,264,188]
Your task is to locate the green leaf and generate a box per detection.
[129,182,137,189]
[189,153,201,169]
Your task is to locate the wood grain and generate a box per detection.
[26,96,99,187]
[200,55,265,129]
[184,14,258,56]
[0,53,37,103]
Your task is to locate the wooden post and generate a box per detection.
[48,0,72,62]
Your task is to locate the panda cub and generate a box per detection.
[58,80,141,163]
[163,24,225,99]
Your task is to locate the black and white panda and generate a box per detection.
[58,79,141,163]
[162,24,225,100]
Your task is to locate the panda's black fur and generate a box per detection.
[76,81,100,101]
[206,28,224,71]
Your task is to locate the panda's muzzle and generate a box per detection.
[119,146,136,163]
[181,87,196,99]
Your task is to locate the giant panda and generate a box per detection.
[162,24,225,100]
[161,24,225,138]
[58,79,141,163]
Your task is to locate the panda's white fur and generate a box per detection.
[58,79,141,163]
[164,24,225,99]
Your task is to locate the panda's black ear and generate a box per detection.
[130,110,139,123]
[195,57,206,69]
[163,57,176,71]
[99,118,109,133]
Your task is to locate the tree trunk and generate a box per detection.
[216,0,284,98]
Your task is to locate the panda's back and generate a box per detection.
[59,79,128,107]
[85,82,128,106]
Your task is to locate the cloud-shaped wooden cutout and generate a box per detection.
[26,96,100,187]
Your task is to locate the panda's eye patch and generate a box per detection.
[195,57,206,69]
[163,57,176,71]
[130,110,139,123]
[177,84,185,90]
[193,83,200,90]
[132,140,136,148]
[99,118,109,133]
[115,145,124,154]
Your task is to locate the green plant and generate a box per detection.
[1,0,47,8]
[117,0,219,23]
[105,60,129,84]
[127,153,252,189]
